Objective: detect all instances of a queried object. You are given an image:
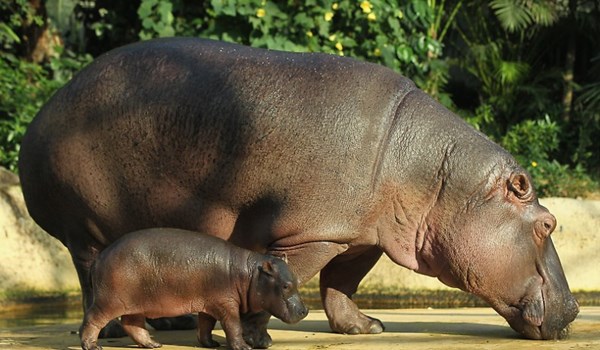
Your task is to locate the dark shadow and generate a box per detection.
[264,319,517,339]
[228,196,282,252]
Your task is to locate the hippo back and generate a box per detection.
[19,37,416,250]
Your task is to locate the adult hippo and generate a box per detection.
[19,37,578,342]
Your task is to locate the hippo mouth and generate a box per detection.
[500,288,577,340]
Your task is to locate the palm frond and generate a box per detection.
[490,0,532,32]
[497,60,529,84]
[529,1,560,26]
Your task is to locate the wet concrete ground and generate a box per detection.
[1,307,599,349]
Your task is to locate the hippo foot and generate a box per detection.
[199,338,220,348]
[331,314,385,335]
[241,311,272,348]
[229,339,252,350]
[81,343,102,350]
[139,340,162,348]
[98,319,127,338]
[242,331,272,349]
[146,314,198,331]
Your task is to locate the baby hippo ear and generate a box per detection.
[268,252,288,264]
[259,259,279,277]
[278,253,288,264]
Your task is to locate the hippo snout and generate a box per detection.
[540,295,579,340]
[513,293,579,340]
[286,295,309,324]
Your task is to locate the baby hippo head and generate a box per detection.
[254,257,308,324]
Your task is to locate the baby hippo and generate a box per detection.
[80,228,308,350]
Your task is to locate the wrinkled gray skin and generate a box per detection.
[19,37,578,342]
[80,228,307,350]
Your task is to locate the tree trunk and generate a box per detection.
[561,0,578,123]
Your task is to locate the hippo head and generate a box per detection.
[252,257,308,324]
[425,167,579,339]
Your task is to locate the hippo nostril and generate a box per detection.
[536,214,557,238]
[568,297,580,318]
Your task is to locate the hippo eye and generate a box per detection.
[282,282,292,292]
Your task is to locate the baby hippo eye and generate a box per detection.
[282,281,292,291]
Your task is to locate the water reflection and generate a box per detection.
[0,301,82,329]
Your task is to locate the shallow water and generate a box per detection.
[0,301,82,329]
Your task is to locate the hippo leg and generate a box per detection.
[121,314,162,348]
[241,311,272,349]
[146,315,197,331]
[219,308,251,350]
[320,246,384,334]
[70,241,126,339]
[80,304,113,350]
[197,312,219,348]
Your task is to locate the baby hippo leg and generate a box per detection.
[220,311,251,350]
[197,312,219,348]
[242,311,272,348]
[120,314,162,348]
[80,305,114,350]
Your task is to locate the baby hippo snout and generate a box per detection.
[286,294,309,324]
[256,257,308,325]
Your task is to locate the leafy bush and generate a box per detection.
[138,0,461,103]
[0,0,597,198]
[0,0,92,172]
[0,52,91,172]
[501,116,597,197]
[0,56,53,171]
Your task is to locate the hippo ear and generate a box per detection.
[507,173,533,200]
[277,253,289,264]
[259,260,278,277]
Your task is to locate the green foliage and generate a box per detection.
[138,0,175,39]
[0,51,91,172]
[0,0,38,50]
[0,0,597,197]
[490,0,560,32]
[136,0,459,101]
[46,0,78,35]
[574,54,600,171]
[501,116,596,197]
[0,0,92,171]
[450,1,599,197]
[0,56,54,171]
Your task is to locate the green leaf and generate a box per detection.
[0,23,20,44]
[138,0,156,19]
[396,45,414,62]
[387,17,401,34]
[211,0,237,16]
[46,0,77,34]
[497,61,529,84]
[142,18,154,30]
[529,1,558,26]
[157,1,173,22]
[490,0,532,32]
